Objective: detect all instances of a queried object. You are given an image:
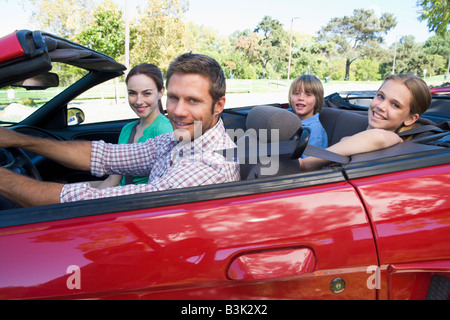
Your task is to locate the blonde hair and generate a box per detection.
[288,75,324,114]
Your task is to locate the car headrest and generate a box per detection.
[246,106,302,143]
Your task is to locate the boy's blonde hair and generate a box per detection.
[288,75,324,114]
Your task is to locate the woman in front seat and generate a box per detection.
[92,63,173,189]
[300,74,431,172]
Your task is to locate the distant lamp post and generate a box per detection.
[447,54,450,80]
[392,35,401,75]
[287,17,299,81]
[125,0,130,72]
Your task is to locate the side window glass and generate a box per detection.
[68,80,136,125]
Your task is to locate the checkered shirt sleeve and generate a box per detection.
[60,120,240,203]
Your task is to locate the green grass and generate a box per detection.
[226,79,289,93]
[1,75,449,106]
[0,81,127,107]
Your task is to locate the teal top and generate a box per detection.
[118,114,173,186]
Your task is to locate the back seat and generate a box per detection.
[319,106,442,146]
[318,106,446,164]
[319,107,368,145]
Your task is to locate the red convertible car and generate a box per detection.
[430,86,450,95]
[0,30,449,301]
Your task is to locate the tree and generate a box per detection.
[417,0,450,36]
[290,33,332,79]
[253,16,290,78]
[391,35,445,76]
[355,58,381,81]
[227,30,260,79]
[19,0,94,39]
[424,31,450,74]
[75,1,139,103]
[227,50,259,79]
[131,0,189,72]
[185,23,231,62]
[317,9,397,80]
[234,31,259,62]
[76,0,133,62]
[424,32,450,57]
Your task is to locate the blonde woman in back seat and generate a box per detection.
[300,74,431,172]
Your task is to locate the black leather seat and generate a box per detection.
[236,106,309,180]
[319,107,368,146]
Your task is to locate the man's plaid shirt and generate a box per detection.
[60,119,239,202]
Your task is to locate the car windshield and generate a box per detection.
[0,63,89,125]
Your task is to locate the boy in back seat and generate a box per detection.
[289,75,328,150]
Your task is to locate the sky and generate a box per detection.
[0,0,435,45]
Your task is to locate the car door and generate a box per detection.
[0,168,378,300]
[346,155,450,300]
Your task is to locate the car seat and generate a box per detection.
[236,106,309,180]
[319,107,368,146]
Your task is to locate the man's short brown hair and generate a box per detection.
[166,53,226,108]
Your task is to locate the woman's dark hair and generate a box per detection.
[126,63,165,114]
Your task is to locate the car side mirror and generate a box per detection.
[67,108,85,126]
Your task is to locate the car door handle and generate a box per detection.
[227,248,315,281]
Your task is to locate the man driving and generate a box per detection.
[0,53,240,207]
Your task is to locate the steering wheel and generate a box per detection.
[7,124,64,180]
[0,125,62,210]
[0,147,43,210]
[1,147,42,180]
